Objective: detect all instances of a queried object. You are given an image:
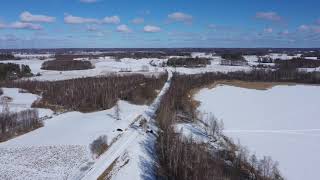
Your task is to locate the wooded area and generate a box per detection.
[167,57,211,67]
[155,67,320,180]
[0,63,32,80]
[0,108,41,142]
[41,60,94,71]
[3,73,167,112]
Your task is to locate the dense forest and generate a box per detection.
[221,53,246,61]
[0,53,16,61]
[41,60,94,71]
[274,58,320,69]
[167,57,211,67]
[0,63,32,80]
[3,73,167,112]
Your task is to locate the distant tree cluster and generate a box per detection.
[274,58,320,69]
[221,53,245,61]
[0,53,16,61]
[41,60,94,71]
[4,73,167,112]
[54,52,186,61]
[301,51,320,58]
[0,107,41,142]
[0,63,32,80]
[167,57,211,67]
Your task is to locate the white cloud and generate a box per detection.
[102,16,120,24]
[299,25,309,31]
[264,27,273,33]
[168,12,193,23]
[256,12,282,21]
[64,14,99,24]
[132,17,144,24]
[80,0,98,3]
[144,25,161,33]
[208,24,217,29]
[20,11,55,23]
[116,24,131,33]
[279,30,289,36]
[9,21,42,30]
[86,25,98,32]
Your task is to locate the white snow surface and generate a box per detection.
[0,88,53,117]
[194,84,320,180]
[0,100,148,180]
[1,58,165,81]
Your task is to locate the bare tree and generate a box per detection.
[114,101,120,120]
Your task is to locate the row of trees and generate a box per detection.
[156,73,284,179]
[274,58,320,69]
[0,63,32,80]
[3,73,167,112]
[0,106,41,142]
[153,68,320,179]
[0,53,15,60]
[41,60,94,71]
[167,57,211,67]
[221,53,245,61]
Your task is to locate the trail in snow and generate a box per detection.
[80,70,173,180]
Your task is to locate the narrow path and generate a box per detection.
[80,70,173,180]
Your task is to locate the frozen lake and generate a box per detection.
[195,84,320,180]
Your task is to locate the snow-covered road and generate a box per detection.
[81,70,173,180]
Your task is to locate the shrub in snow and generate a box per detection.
[90,135,108,158]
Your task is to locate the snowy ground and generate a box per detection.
[0,88,53,118]
[194,84,320,180]
[0,57,165,81]
[82,70,172,180]
[0,70,172,180]
[0,97,148,179]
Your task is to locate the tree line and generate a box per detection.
[0,53,16,61]
[167,57,211,67]
[155,73,284,180]
[41,60,94,71]
[3,73,167,112]
[0,63,32,81]
[0,108,41,142]
[274,58,320,69]
[154,68,320,180]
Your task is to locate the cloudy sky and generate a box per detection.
[0,0,320,48]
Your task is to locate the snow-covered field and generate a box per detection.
[194,84,320,180]
[0,88,53,117]
[0,58,165,81]
[0,89,148,179]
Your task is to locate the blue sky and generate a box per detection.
[0,0,320,48]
